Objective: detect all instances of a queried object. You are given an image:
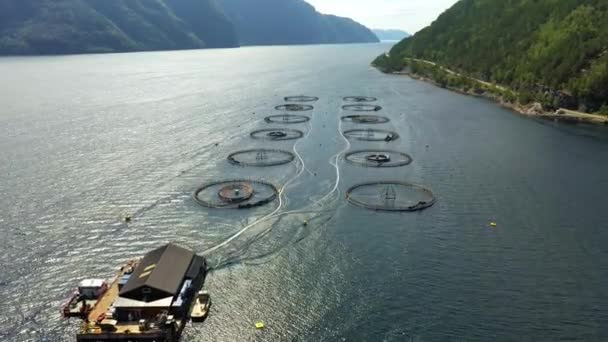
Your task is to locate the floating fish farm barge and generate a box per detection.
[63,243,207,342]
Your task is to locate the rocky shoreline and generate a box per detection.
[391,71,608,126]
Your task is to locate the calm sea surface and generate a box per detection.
[1,43,608,341]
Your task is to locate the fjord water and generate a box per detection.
[1,43,608,341]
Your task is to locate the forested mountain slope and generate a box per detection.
[0,0,377,55]
[375,0,608,113]
[0,0,238,54]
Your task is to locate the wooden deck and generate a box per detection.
[86,262,134,323]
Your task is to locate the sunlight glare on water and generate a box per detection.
[1,44,608,341]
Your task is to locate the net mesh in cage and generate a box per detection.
[275,104,314,111]
[227,149,295,167]
[344,150,412,168]
[341,115,389,124]
[342,104,382,112]
[284,96,319,102]
[346,181,436,211]
[343,96,377,102]
[250,128,304,141]
[343,129,399,142]
[264,114,310,124]
[194,180,278,209]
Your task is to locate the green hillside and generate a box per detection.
[0,0,377,55]
[0,0,238,54]
[374,0,608,114]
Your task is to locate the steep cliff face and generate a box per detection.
[0,0,239,55]
[219,0,379,46]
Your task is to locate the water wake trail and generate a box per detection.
[202,120,313,256]
[204,104,352,269]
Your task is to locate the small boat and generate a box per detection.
[191,291,211,322]
[62,279,108,318]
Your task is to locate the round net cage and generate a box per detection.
[194,180,278,209]
[346,181,436,212]
[345,150,412,168]
[343,129,400,142]
[250,128,304,141]
[341,115,390,124]
[227,149,295,167]
[342,104,383,112]
[264,114,310,124]
[275,104,314,111]
[284,95,319,102]
[343,96,377,102]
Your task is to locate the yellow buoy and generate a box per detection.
[490,222,497,227]
[303,220,308,226]
[255,321,265,330]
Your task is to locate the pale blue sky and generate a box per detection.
[306,0,459,33]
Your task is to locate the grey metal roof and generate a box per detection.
[119,243,194,299]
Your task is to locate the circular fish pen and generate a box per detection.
[341,115,390,124]
[194,180,278,209]
[346,181,436,212]
[284,96,319,102]
[250,128,304,141]
[345,150,412,168]
[227,149,296,167]
[342,104,383,112]
[275,104,314,112]
[264,114,310,124]
[343,96,377,102]
[343,129,399,142]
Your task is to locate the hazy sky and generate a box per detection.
[306,0,459,33]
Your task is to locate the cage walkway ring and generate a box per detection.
[250,128,304,141]
[227,149,296,167]
[264,114,310,124]
[275,104,314,111]
[346,181,436,212]
[343,96,377,102]
[341,115,390,124]
[344,150,412,167]
[342,104,382,112]
[284,96,319,102]
[343,129,399,142]
[194,179,279,209]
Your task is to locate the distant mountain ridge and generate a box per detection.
[0,0,239,54]
[374,0,608,114]
[0,0,377,55]
[220,0,378,46]
[372,29,410,41]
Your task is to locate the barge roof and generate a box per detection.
[119,243,194,302]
